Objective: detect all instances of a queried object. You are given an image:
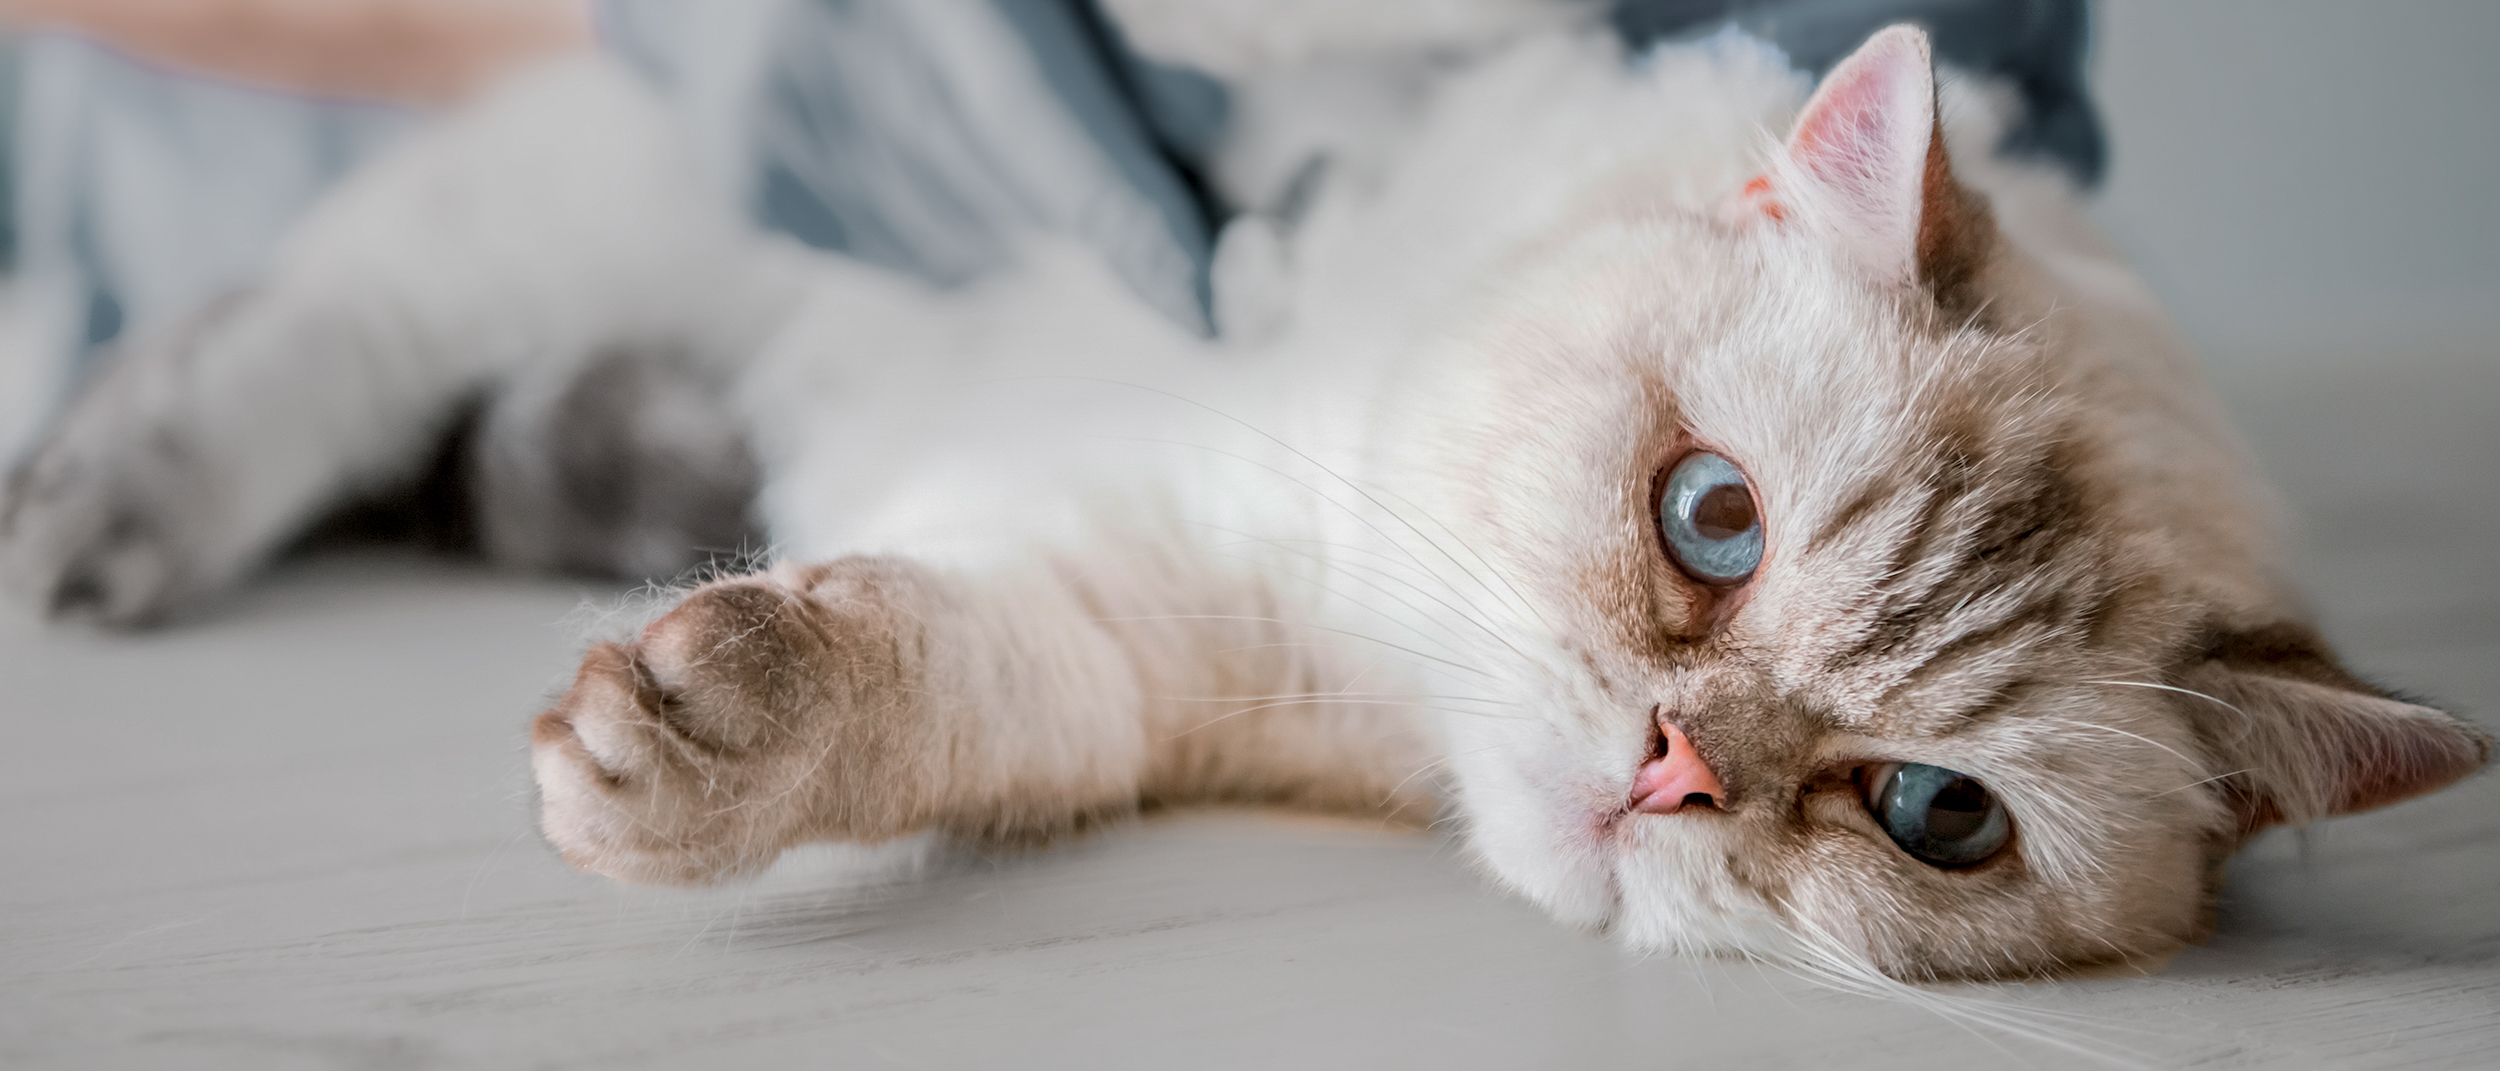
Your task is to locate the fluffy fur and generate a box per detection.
[4,14,2484,983]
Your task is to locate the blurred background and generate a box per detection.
[2092,0,2500,369]
[2084,0,2500,728]
[0,0,2488,451]
[0,1,2489,423]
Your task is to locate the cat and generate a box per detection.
[530,24,2488,981]
[5,15,2487,983]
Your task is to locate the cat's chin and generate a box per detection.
[1594,813,1794,958]
[1459,784,1787,957]
[1450,788,1619,931]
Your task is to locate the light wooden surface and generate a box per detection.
[3,342,2496,1070]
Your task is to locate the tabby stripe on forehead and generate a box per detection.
[1851,532,2070,671]
[1806,480,1897,558]
[1872,593,2089,728]
[1823,478,1969,668]
[1828,466,2094,681]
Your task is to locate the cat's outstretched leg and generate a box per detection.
[532,556,1155,883]
[0,55,791,624]
[532,549,1438,884]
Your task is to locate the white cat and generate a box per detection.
[4,18,2483,981]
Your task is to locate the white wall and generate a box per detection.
[2089,0,2500,364]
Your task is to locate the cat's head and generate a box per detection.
[1384,26,2489,980]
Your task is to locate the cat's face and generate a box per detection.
[1379,27,2486,980]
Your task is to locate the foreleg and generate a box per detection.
[531,547,1437,884]
[1,55,793,622]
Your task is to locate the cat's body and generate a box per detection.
[3,12,2484,981]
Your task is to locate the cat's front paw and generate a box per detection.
[531,563,935,884]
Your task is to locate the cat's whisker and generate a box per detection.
[1166,698,1527,740]
[1047,377,1539,626]
[1355,476,1561,637]
[1313,548,1529,650]
[2146,768,2251,799]
[2080,679,2256,747]
[1197,520,1523,652]
[1768,908,2159,1068]
[1198,547,1517,666]
[1180,472,1530,665]
[2054,717,2209,772]
[1381,745,1501,804]
[1200,542,1513,665]
[1200,540,1461,608]
[1210,640,1364,657]
[1072,429,1476,603]
[1153,690,1517,707]
[1090,614,1495,678]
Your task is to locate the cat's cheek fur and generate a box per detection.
[1446,742,1621,929]
[1607,817,1796,955]
[1776,794,2216,980]
[1433,645,1646,928]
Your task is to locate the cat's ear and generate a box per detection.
[2182,624,2490,834]
[1733,24,1993,301]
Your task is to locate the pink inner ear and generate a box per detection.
[1776,25,1936,282]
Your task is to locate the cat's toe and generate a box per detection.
[631,579,840,751]
[530,567,928,883]
[532,606,826,885]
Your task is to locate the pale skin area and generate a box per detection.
[0,0,592,103]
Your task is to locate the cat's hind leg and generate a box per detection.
[0,55,784,624]
[469,338,765,583]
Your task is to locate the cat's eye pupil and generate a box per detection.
[1864,762,2011,868]
[1691,484,1756,541]
[1922,779,1991,840]
[1658,452,1763,584]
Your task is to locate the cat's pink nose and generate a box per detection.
[1630,721,1725,814]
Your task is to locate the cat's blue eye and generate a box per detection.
[1658,452,1762,584]
[1864,762,2012,867]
